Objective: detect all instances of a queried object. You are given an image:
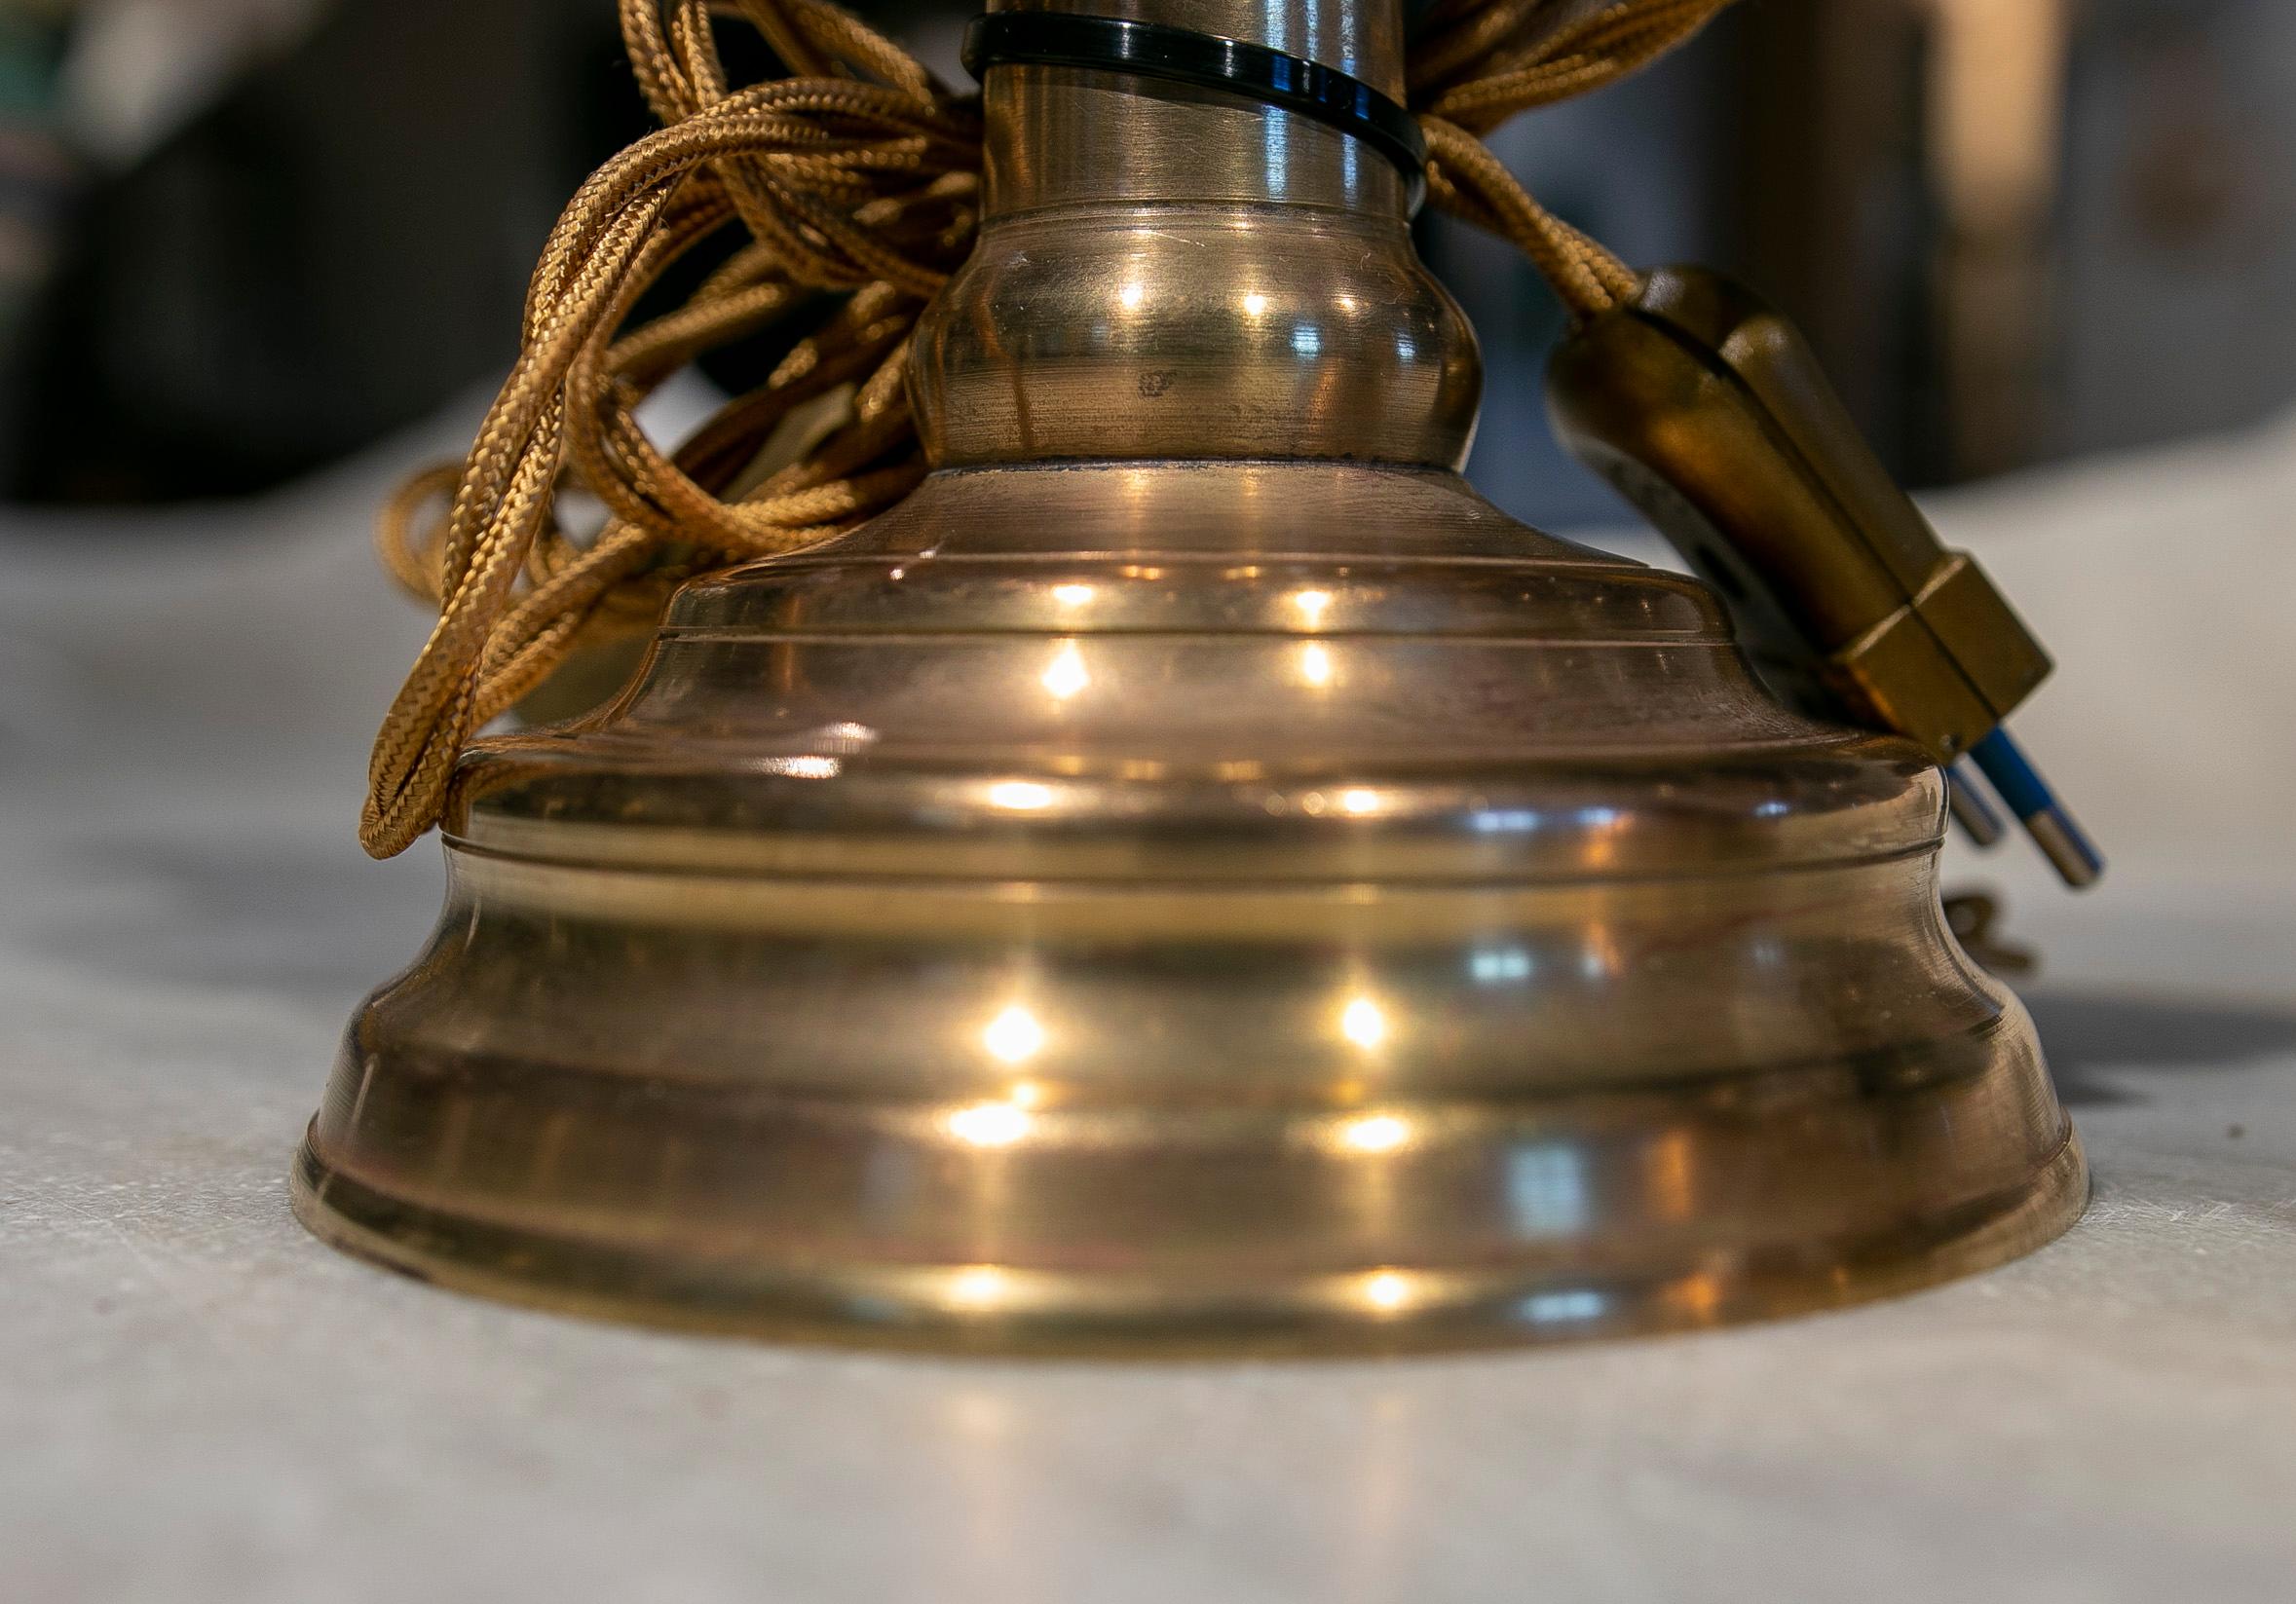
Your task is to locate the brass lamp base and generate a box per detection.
[302,0,2084,1350]
[297,462,2086,1353]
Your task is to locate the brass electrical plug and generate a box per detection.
[1547,265,2102,887]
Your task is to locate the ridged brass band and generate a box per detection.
[960,11,1427,193]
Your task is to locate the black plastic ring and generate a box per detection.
[961,12,1427,196]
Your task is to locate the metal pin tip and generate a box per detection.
[2026,806,2105,889]
[1945,765,2006,848]
[1965,727,2104,891]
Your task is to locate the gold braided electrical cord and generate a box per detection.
[1409,0,1737,317]
[360,0,1739,858]
[1411,0,1736,126]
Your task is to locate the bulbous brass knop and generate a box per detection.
[294,0,2085,1352]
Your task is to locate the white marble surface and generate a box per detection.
[3,410,2293,1604]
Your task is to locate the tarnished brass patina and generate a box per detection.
[295,0,2086,1351]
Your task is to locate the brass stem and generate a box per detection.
[911,0,1483,469]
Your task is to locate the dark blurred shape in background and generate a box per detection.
[0,0,618,502]
[0,0,2290,522]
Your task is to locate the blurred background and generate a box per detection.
[0,0,2289,521]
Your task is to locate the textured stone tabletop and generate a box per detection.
[4,412,2293,1603]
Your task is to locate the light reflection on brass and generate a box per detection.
[947,1266,1011,1311]
[1521,1287,1606,1326]
[1645,1130,1696,1222]
[985,781,1054,812]
[1336,1112,1412,1155]
[1339,996,1390,1051]
[947,1101,1035,1148]
[981,1005,1045,1064]
[1669,1272,1723,1325]
[763,754,840,779]
[1039,642,1090,700]
[1359,1271,1413,1314]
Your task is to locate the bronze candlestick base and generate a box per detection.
[295,0,2084,1352]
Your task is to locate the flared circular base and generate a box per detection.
[292,1124,2085,1356]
